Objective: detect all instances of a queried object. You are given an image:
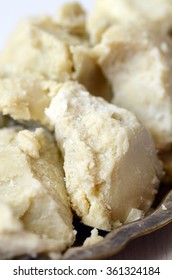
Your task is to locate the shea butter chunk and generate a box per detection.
[88,0,172,43]
[46,82,163,231]
[94,24,172,150]
[0,18,73,82]
[0,127,75,258]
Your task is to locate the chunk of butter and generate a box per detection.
[88,0,172,44]
[93,23,172,151]
[46,81,163,231]
[0,127,75,258]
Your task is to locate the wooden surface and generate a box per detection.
[110,222,172,260]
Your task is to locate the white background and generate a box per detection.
[0,0,93,49]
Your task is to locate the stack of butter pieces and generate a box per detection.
[0,0,171,259]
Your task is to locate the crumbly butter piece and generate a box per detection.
[161,204,167,211]
[0,127,75,258]
[93,24,172,151]
[0,71,61,128]
[0,19,73,82]
[88,0,172,43]
[17,130,41,159]
[83,228,104,247]
[0,2,88,82]
[46,81,163,231]
[0,2,111,105]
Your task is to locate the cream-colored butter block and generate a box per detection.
[0,12,87,82]
[0,127,75,259]
[46,81,163,231]
[0,2,111,119]
[93,24,172,151]
[88,0,172,44]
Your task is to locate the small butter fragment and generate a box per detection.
[17,130,41,159]
[125,208,144,224]
[83,228,104,247]
[161,204,167,211]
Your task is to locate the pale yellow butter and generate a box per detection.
[93,24,172,151]
[0,2,111,123]
[0,71,60,128]
[0,127,75,258]
[88,0,172,44]
[83,228,104,247]
[46,81,163,231]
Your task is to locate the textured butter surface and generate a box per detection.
[0,127,75,259]
[0,71,59,128]
[88,0,172,43]
[0,2,111,123]
[46,81,163,231]
[83,228,104,247]
[93,24,172,151]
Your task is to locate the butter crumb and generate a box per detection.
[161,204,167,211]
[17,129,41,159]
[113,220,122,229]
[125,208,144,224]
[83,228,104,247]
